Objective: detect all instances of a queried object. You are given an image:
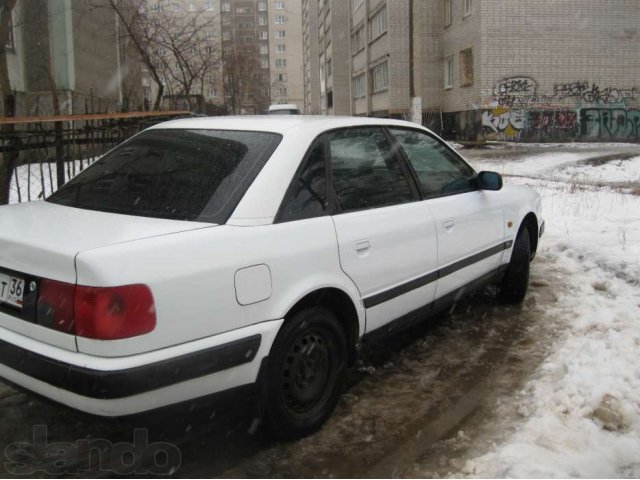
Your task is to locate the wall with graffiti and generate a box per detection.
[457,77,640,142]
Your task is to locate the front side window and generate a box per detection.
[390,129,476,197]
[48,130,282,223]
[328,128,415,212]
[278,139,327,222]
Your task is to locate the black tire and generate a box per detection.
[498,227,531,304]
[265,306,347,440]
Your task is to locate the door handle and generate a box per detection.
[354,240,371,256]
[442,218,455,229]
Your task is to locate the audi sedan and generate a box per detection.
[0,116,543,438]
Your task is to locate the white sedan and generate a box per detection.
[0,116,543,438]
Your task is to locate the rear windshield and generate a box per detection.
[47,129,282,223]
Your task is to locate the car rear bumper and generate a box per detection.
[0,319,283,416]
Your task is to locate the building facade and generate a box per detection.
[303,0,640,142]
[3,0,143,117]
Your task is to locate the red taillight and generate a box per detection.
[37,280,156,340]
[75,285,156,340]
[37,279,76,333]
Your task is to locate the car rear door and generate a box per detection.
[328,127,439,335]
[389,128,506,300]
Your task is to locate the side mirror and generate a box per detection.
[477,171,503,191]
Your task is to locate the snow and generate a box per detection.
[459,148,640,478]
[8,159,96,204]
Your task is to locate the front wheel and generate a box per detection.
[265,306,347,439]
[498,227,531,304]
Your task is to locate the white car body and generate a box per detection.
[0,116,543,418]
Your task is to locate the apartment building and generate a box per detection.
[303,0,640,142]
[267,0,304,109]
[3,0,142,116]
[140,0,303,114]
[303,0,351,115]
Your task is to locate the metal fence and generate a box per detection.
[0,111,191,205]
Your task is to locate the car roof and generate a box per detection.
[148,115,430,136]
[268,104,299,110]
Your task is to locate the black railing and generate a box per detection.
[0,111,191,205]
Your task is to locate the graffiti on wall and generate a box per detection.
[482,108,579,140]
[553,82,638,105]
[482,108,526,139]
[581,108,640,140]
[492,77,638,109]
[493,77,539,108]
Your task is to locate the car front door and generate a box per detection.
[328,127,439,335]
[389,128,506,300]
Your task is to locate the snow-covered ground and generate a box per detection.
[8,159,96,204]
[457,146,640,477]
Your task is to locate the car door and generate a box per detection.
[328,127,439,334]
[389,128,506,300]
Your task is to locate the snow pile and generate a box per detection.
[461,154,640,477]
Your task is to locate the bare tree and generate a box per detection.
[0,0,18,204]
[103,1,221,112]
[222,43,268,115]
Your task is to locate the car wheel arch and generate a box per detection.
[518,212,539,260]
[280,287,361,366]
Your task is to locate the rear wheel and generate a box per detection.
[498,227,531,304]
[265,306,347,439]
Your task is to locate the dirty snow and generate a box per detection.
[456,148,640,478]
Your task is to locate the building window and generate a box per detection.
[188,3,196,11]
[276,44,286,53]
[370,6,387,39]
[261,58,269,68]
[222,2,230,12]
[276,87,288,96]
[444,0,452,27]
[275,1,285,9]
[277,73,287,82]
[275,15,286,24]
[260,45,269,55]
[464,0,472,16]
[459,48,473,86]
[258,1,267,11]
[236,6,253,13]
[351,26,364,54]
[172,3,180,12]
[371,62,388,92]
[205,1,214,11]
[275,30,286,38]
[326,58,332,77]
[444,56,453,88]
[276,58,287,67]
[353,73,366,98]
[259,15,267,25]
[259,30,268,40]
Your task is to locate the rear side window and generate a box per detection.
[278,138,328,222]
[328,128,415,212]
[390,128,476,197]
[47,129,282,223]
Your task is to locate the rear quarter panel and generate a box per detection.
[75,218,364,357]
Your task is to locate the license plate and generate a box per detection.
[0,273,24,309]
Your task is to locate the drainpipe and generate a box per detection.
[115,11,123,110]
